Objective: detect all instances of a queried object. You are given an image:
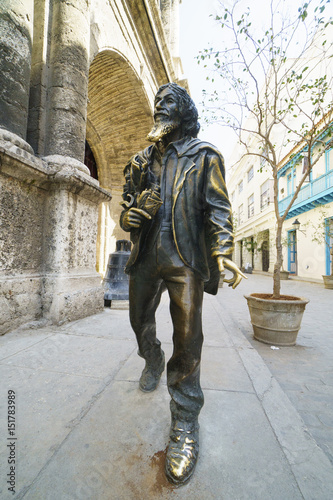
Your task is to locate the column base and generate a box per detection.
[0,146,112,334]
[0,127,35,156]
[42,270,104,325]
[43,154,91,177]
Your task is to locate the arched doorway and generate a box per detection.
[84,141,98,180]
[86,50,154,275]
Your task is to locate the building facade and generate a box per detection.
[0,0,185,334]
[227,139,276,276]
[228,125,333,282]
[227,24,333,284]
[277,129,333,280]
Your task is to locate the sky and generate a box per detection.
[179,0,232,159]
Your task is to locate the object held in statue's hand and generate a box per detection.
[136,188,163,217]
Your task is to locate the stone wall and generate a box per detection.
[0,145,112,334]
[0,0,185,334]
[0,171,45,333]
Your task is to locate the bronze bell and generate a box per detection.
[103,239,132,307]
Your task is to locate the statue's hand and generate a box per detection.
[216,256,247,289]
[121,208,152,231]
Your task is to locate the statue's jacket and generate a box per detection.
[120,137,234,295]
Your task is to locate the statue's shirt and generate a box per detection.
[145,144,178,257]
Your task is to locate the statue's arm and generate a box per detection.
[204,151,245,289]
[204,151,234,256]
[119,153,153,232]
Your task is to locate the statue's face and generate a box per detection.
[147,87,182,143]
[154,88,181,126]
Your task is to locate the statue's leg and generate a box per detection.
[163,267,204,485]
[129,270,165,392]
[165,268,204,420]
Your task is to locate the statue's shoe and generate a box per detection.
[165,420,199,486]
[139,351,165,392]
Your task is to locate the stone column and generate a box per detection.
[0,0,34,153]
[160,0,183,80]
[160,0,180,59]
[43,0,90,174]
[27,0,50,156]
[41,173,112,325]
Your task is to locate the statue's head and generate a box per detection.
[147,82,200,143]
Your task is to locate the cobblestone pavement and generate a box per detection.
[216,271,333,465]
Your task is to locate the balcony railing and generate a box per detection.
[279,169,333,218]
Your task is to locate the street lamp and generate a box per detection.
[292,219,306,235]
[292,219,300,231]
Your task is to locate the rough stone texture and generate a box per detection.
[0,166,45,332]
[0,274,43,335]
[0,148,111,334]
[0,1,33,139]
[27,0,50,154]
[40,185,105,324]
[0,0,185,333]
[42,189,97,272]
[0,175,45,272]
[44,0,90,161]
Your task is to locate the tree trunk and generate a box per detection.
[273,219,283,298]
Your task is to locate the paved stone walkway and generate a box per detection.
[0,272,332,499]
[219,272,333,467]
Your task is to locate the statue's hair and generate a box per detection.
[156,82,200,138]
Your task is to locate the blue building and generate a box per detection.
[278,124,333,280]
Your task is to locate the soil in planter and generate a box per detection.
[251,293,301,301]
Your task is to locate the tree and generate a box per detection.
[198,0,333,298]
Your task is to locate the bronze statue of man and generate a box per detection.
[120,82,244,486]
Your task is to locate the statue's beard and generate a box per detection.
[147,119,181,143]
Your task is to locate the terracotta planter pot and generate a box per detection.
[244,293,309,346]
[322,275,333,289]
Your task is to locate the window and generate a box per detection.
[260,180,270,210]
[231,191,235,203]
[260,146,269,169]
[247,166,254,182]
[248,194,254,218]
[238,180,243,194]
[302,155,312,182]
[287,169,296,196]
[238,204,244,225]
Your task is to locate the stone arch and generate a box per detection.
[86,49,154,274]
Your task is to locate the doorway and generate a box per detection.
[262,241,269,272]
[288,230,297,275]
[325,217,333,275]
[239,240,243,269]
